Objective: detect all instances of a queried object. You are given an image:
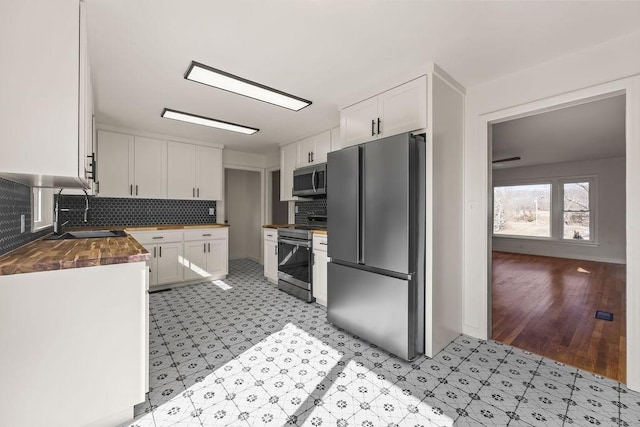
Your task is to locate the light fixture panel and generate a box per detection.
[185,61,312,111]
[161,108,258,135]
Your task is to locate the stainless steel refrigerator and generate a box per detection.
[327,132,425,361]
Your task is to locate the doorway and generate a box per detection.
[225,168,261,262]
[271,170,288,224]
[489,95,627,381]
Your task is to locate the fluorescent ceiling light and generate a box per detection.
[185,61,312,111]
[161,108,258,135]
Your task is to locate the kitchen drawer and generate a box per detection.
[128,230,184,244]
[184,228,227,241]
[263,229,277,243]
[313,235,328,251]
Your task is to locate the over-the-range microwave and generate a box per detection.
[293,163,326,197]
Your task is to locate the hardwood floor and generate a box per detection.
[492,251,626,382]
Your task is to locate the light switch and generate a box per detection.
[208,208,215,216]
[20,214,25,233]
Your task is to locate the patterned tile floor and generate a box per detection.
[122,259,640,426]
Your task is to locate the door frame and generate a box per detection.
[470,76,640,389]
[221,165,266,262]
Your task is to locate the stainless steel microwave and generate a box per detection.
[293,163,326,197]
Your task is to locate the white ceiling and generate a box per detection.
[87,1,640,154]
[492,95,626,169]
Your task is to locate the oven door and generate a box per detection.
[277,237,311,289]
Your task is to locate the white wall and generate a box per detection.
[223,149,279,169]
[492,157,626,263]
[225,169,261,261]
[463,29,640,390]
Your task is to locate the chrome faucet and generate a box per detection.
[54,188,90,234]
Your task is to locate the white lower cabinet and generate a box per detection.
[183,228,229,281]
[313,234,328,306]
[130,230,184,288]
[263,229,278,284]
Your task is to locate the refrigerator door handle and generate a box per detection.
[359,146,365,264]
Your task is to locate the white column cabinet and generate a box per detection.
[340,76,427,148]
[296,130,331,168]
[263,229,278,284]
[312,234,328,306]
[280,143,298,201]
[167,141,222,200]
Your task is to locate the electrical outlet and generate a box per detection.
[295,206,299,214]
[20,214,25,233]
[208,208,215,216]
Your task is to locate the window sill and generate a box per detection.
[493,234,599,247]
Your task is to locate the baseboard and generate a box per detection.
[493,249,625,265]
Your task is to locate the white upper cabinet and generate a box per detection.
[97,131,167,198]
[296,130,331,168]
[196,145,222,201]
[97,131,134,198]
[167,141,222,200]
[340,76,427,148]
[134,137,167,198]
[280,143,298,201]
[168,142,196,199]
[0,0,93,187]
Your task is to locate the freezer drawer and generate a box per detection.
[327,261,418,360]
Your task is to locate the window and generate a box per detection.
[32,188,54,231]
[493,184,552,238]
[493,177,595,243]
[562,182,591,240]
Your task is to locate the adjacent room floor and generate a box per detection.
[123,259,639,427]
[492,251,626,383]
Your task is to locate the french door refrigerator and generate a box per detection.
[327,132,425,361]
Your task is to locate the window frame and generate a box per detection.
[492,175,598,246]
[32,188,54,231]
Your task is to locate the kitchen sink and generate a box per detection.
[44,230,128,240]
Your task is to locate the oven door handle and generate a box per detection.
[278,238,311,248]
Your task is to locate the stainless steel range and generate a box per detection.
[277,226,315,302]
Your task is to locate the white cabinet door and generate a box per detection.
[184,241,209,281]
[196,145,222,200]
[296,136,316,168]
[312,130,331,164]
[134,137,167,199]
[378,76,427,138]
[168,141,197,199]
[157,242,184,285]
[340,97,378,148]
[207,239,228,278]
[263,234,278,284]
[97,131,133,197]
[313,243,328,306]
[280,143,298,201]
[142,243,158,287]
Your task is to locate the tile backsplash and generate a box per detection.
[57,195,216,228]
[295,198,327,225]
[0,178,53,256]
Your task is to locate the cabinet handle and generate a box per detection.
[311,151,314,162]
[371,120,375,136]
[377,118,381,135]
[197,188,200,197]
[319,242,327,246]
[208,242,211,253]
[308,152,311,163]
[130,184,133,195]
[153,247,156,258]
[275,245,277,255]
[202,233,212,237]
[193,188,195,197]
[135,184,138,195]
[204,243,206,253]
[152,236,163,239]
[159,246,162,257]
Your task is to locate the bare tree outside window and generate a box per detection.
[493,184,551,237]
[563,182,590,240]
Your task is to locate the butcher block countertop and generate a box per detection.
[0,234,150,276]
[63,224,229,232]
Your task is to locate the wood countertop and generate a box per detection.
[0,235,150,276]
[63,224,229,232]
[312,230,328,235]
